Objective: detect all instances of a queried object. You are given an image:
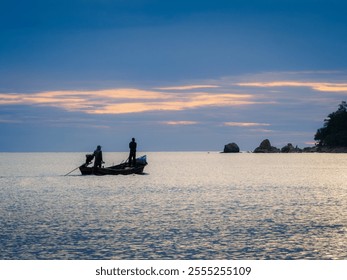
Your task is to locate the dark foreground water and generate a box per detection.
[0,152,346,259]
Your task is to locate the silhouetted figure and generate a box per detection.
[128,138,137,166]
[93,145,103,169]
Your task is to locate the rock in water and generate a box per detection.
[281,143,302,153]
[281,143,295,153]
[223,142,240,153]
[254,139,280,153]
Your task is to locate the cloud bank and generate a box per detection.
[236,81,347,92]
[0,87,257,115]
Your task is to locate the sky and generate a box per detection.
[1,0,347,152]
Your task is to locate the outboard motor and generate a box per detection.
[85,154,94,165]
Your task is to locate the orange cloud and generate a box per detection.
[224,122,270,127]
[0,88,259,114]
[236,81,347,92]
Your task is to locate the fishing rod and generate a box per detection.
[64,165,82,176]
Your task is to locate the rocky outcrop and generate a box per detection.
[300,146,347,153]
[281,143,302,153]
[316,146,347,153]
[221,138,347,154]
[254,139,280,153]
[302,146,318,153]
[223,142,240,153]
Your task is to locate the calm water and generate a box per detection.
[0,152,346,260]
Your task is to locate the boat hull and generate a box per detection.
[79,165,146,175]
[79,155,147,176]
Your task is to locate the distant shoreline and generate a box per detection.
[223,139,347,154]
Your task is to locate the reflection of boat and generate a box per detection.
[79,155,148,175]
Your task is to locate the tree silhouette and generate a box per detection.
[314,101,347,147]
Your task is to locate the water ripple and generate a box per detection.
[0,152,347,259]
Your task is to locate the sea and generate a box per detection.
[0,152,346,260]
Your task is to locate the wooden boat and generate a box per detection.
[79,155,148,175]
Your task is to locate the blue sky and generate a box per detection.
[1,0,347,152]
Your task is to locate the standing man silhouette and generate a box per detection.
[128,138,137,166]
[93,145,103,172]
